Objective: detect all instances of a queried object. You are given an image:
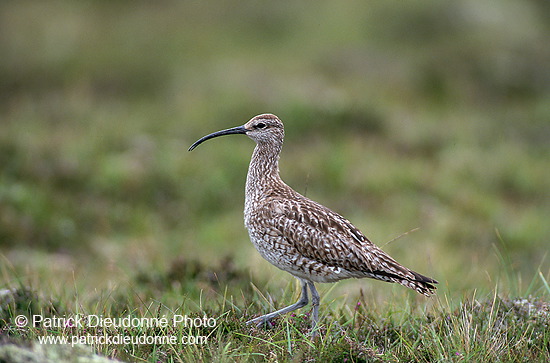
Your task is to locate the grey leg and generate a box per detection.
[247,279,309,327]
[308,282,320,337]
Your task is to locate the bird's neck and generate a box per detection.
[245,142,284,202]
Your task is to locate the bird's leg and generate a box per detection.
[247,279,309,327]
[307,282,320,337]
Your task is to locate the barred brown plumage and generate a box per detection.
[189,113,437,336]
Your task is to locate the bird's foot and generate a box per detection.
[246,315,276,328]
[309,324,320,339]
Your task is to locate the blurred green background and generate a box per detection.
[1,0,549,305]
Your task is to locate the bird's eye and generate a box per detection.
[255,122,267,129]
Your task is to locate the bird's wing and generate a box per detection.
[258,195,397,272]
[257,194,436,294]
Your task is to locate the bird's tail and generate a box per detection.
[403,270,438,297]
[356,240,438,296]
[365,268,438,297]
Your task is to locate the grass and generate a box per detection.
[1,263,549,362]
[1,0,549,361]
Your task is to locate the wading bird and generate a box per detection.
[189,114,437,335]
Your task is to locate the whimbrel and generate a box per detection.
[189,114,437,334]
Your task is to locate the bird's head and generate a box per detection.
[188,114,284,151]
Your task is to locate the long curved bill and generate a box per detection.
[188,125,247,151]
